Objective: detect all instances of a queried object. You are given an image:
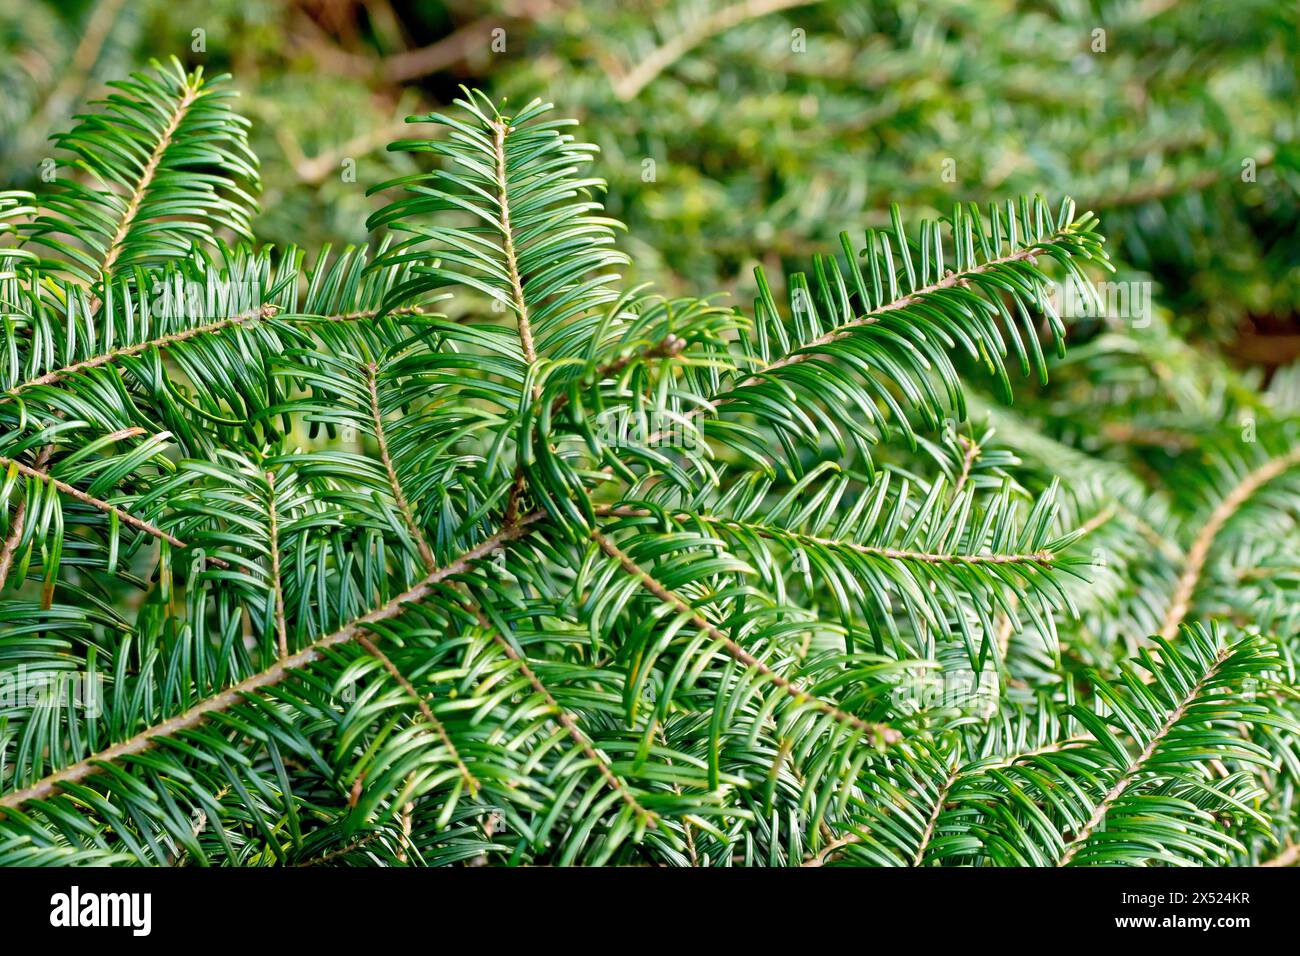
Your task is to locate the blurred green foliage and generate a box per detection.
[4,0,1296,346]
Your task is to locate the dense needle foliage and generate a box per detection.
[0,52,1297,867]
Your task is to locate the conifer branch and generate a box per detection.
[643,238,1067,445]
[364,361,437,571]
[0,447,50,588]
[98,81,200,282]
[6,304,279,394]
[0,515,542,811]
[597,505,1057,567]
[1159,447,1300,640]
[0,451,229,567]
[911,760,961,867]
[1057,643,1232,865]
[4,67,1291,867]
[355,632,481,798]
[490,118,538,371]
[591,527,901,745]
[265,470,288,658]
[5,304,431,396]
[737,244,1053,386]
[489,630,657,827]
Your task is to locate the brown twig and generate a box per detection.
[608,0,815,101]
[800,831,862,867]
[381,19,504,83]
[297,830,385,867]
[950,435,980,500]
[33,0,126,127]
[1090,148,1275,211]
[1261,843,1300,868]
[911,760,960,866]
[265,470,288,658]
[292,113,417,184]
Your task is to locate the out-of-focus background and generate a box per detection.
[3,0,1297,361]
